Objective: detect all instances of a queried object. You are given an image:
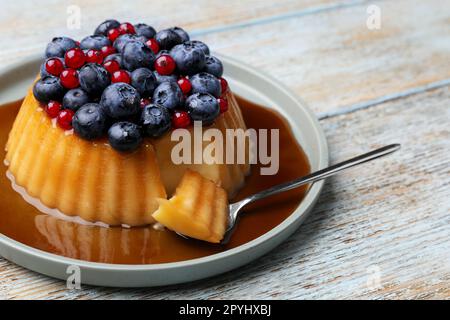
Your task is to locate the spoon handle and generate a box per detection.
[237,144,401,208]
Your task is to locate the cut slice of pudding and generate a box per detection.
[153,170,229,243]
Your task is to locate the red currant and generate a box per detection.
[100,45,116,57]
[86,49,103,64]
[154,55,176,75]
[60,69,79,89]
[145,38,160,54]
[177,77,192,94]
[172,111,191,128]
[219,77,228,95]
[111,70,131,84]
[140,98,151,108]
[103,60,121,74]
[108,28,121,42]
[218,98,228,113]
[119,22,135,34]
[57,109,75,130]
[45,58,64,76]
[64,48,85,69]
[45,100,62,118]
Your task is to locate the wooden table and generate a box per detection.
[0,0,449,299]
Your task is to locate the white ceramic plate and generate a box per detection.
[0,54,328,287]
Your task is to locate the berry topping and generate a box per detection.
[134,23,157,39]
[108,122,143,152]
[122,41,155,71]
[80,35,111,50]
[111,70,131,84]
[45,37,78,58]
[185,93,220,125]
[153,71,177,85]
[62,88,90,111]
[145,38,160,54]
[154,54,176,75]
[64,48,86,69]
[103,60,121,74]
[218,97,228,113]
[100,83,141,118]
[204,56,224,78]
[155,29,183,50]
[85,49,103,64]
[33,76,65,102]
[119,22,136,35]
[190,40,210,55]
[170,27,190,43]
[78,63,110,96]
[72,103,107,140]
[45,100,62,118]
[60,69,80,89]
[94,19,120,36]
[131,68,157,96]
[152,81,184,110]
[100,45,116,57]
[141,104,171,137]
[172,110,191,128]
[219,77,228,95]
[107,28,121,42]
[57,109,75,130]
[170,42,206,76]
[177,77,192,94]
[45,58,65,76]
[40,57,65,78]
[190,72,221,98]
[103,53,122,67]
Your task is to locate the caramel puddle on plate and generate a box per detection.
[0,96,310,264]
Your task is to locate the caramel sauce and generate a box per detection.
[0,97,310,264]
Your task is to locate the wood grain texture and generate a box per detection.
[1,0,449,300]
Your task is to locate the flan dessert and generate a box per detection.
[5,20,250,232]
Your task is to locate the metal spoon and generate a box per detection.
[178,144,401,244]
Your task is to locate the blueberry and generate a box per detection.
[33,76,65,102]
[204,56,223,78]
[40,57,65,77]
[190,72,221,98]
[134,23,156,39]
[131,68,157,96]
[108,122,143,152]
[80,35,111,50]
[114,34,147,53]
[155,29,183,50]
[78,63,111,97]
[104,53,122,67]
[170,27,190,42]
[94,19,120,36]
[152,82,184,110]
[62,88,90,111]
[101,83,141,118]
[153,71,177,85]
[190,40,210,55]
[45,37,78,58]
[121,41,155,71]
[140,104,171,137]
[185,93,220,125]
[170,42,206,75]
[73,103,107,140]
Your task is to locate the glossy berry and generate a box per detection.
[103,60,121,74]
[57,109,75,130]
[145,38,160,54]
[111,70,131,84]
[33,76,65,102]
[62,88,90,111]
[185,93,220,125]
[100,83,141,119]
[177,77,192,94]
[218,97,228,113]
[172,110,191,128]
[60,69,80,89]
[220,77,228,95]
[170,42,206,75]
[45,37,78,58]
[119,22,136,35]
[140,104,172,137]
[64,48,86,69]
[78,64,110,97]
[155,29,183,50]
[94,19,120,36]
[104,53,122,68]
[190,72,221,98]
[45,58,64,76]
[204,55,223,78]
[152,81,184,110]
[108,122,142,152]
[107,28,121,42]
[131,68,157,96]
[73,103,107,140]
[122,40,155,71]
[80,35,111,50]
[170,27,190,42]
[154,55,176,75]
[40,57,65,77]
[100,45,116,57]
[45,100,62,118]
[86,49,103,64]
[135,23,156,39]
